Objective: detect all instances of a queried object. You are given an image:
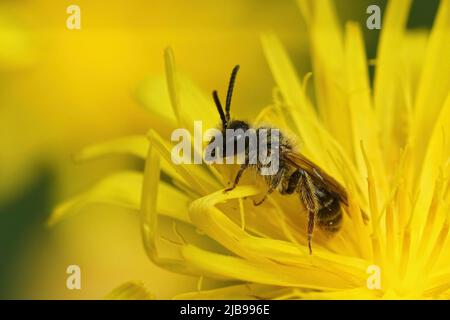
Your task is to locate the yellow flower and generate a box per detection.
[51,0,450,299]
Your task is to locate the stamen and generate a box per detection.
[361,141,385,268]
[417,177,443,257]
[385,201,396,265]
[423,218,449,274]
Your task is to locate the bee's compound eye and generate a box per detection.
[224,132,249,155]
[225,132,244,143]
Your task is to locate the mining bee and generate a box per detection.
[208,65,349,254]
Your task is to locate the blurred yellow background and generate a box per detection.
[0,0,307,299]
[0,0,437,299]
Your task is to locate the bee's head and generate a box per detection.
[207,65,250,158]
[209,119,250,158]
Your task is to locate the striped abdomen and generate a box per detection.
[315,186,342,234]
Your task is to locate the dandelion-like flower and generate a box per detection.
[51,0,450,299]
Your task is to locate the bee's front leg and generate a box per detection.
[253,188,273,206]
[224,164,248,193]
[253,167,284,206]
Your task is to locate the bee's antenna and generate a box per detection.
[225,65,240,122]
[212,90,226,130]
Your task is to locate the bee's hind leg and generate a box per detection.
[224,164,248,193]
[298,170,320,255]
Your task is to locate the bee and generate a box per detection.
[208,65,349,254]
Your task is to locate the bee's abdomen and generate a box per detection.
[316,192,342,234]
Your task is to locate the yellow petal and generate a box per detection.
[413,0,450,160]
[260,32,317,123]
[344,22,387,196]
[105,281,154,300]
[189,185,367,284]
[74,135,148,161]
[374,0,412,146]
[174,283,288,300]
[181,245,360,290]
[49,171,143,226]
[49,171,191,225]
[140,135,193,275]
[148,129,222,195]
[136,75,178,129]
[414,94,450,230]
[164,47,217,132]
[260,33,344,173]
[74,135,187,186]
[276,287,380,300]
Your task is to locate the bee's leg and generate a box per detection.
[253,167,285,206]
[298,170,319,255]
[306,211,316,255]
[252,188,273,206]
[280,169,301,195]
[224,164,248,193]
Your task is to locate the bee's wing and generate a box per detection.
[283,151,348,206]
